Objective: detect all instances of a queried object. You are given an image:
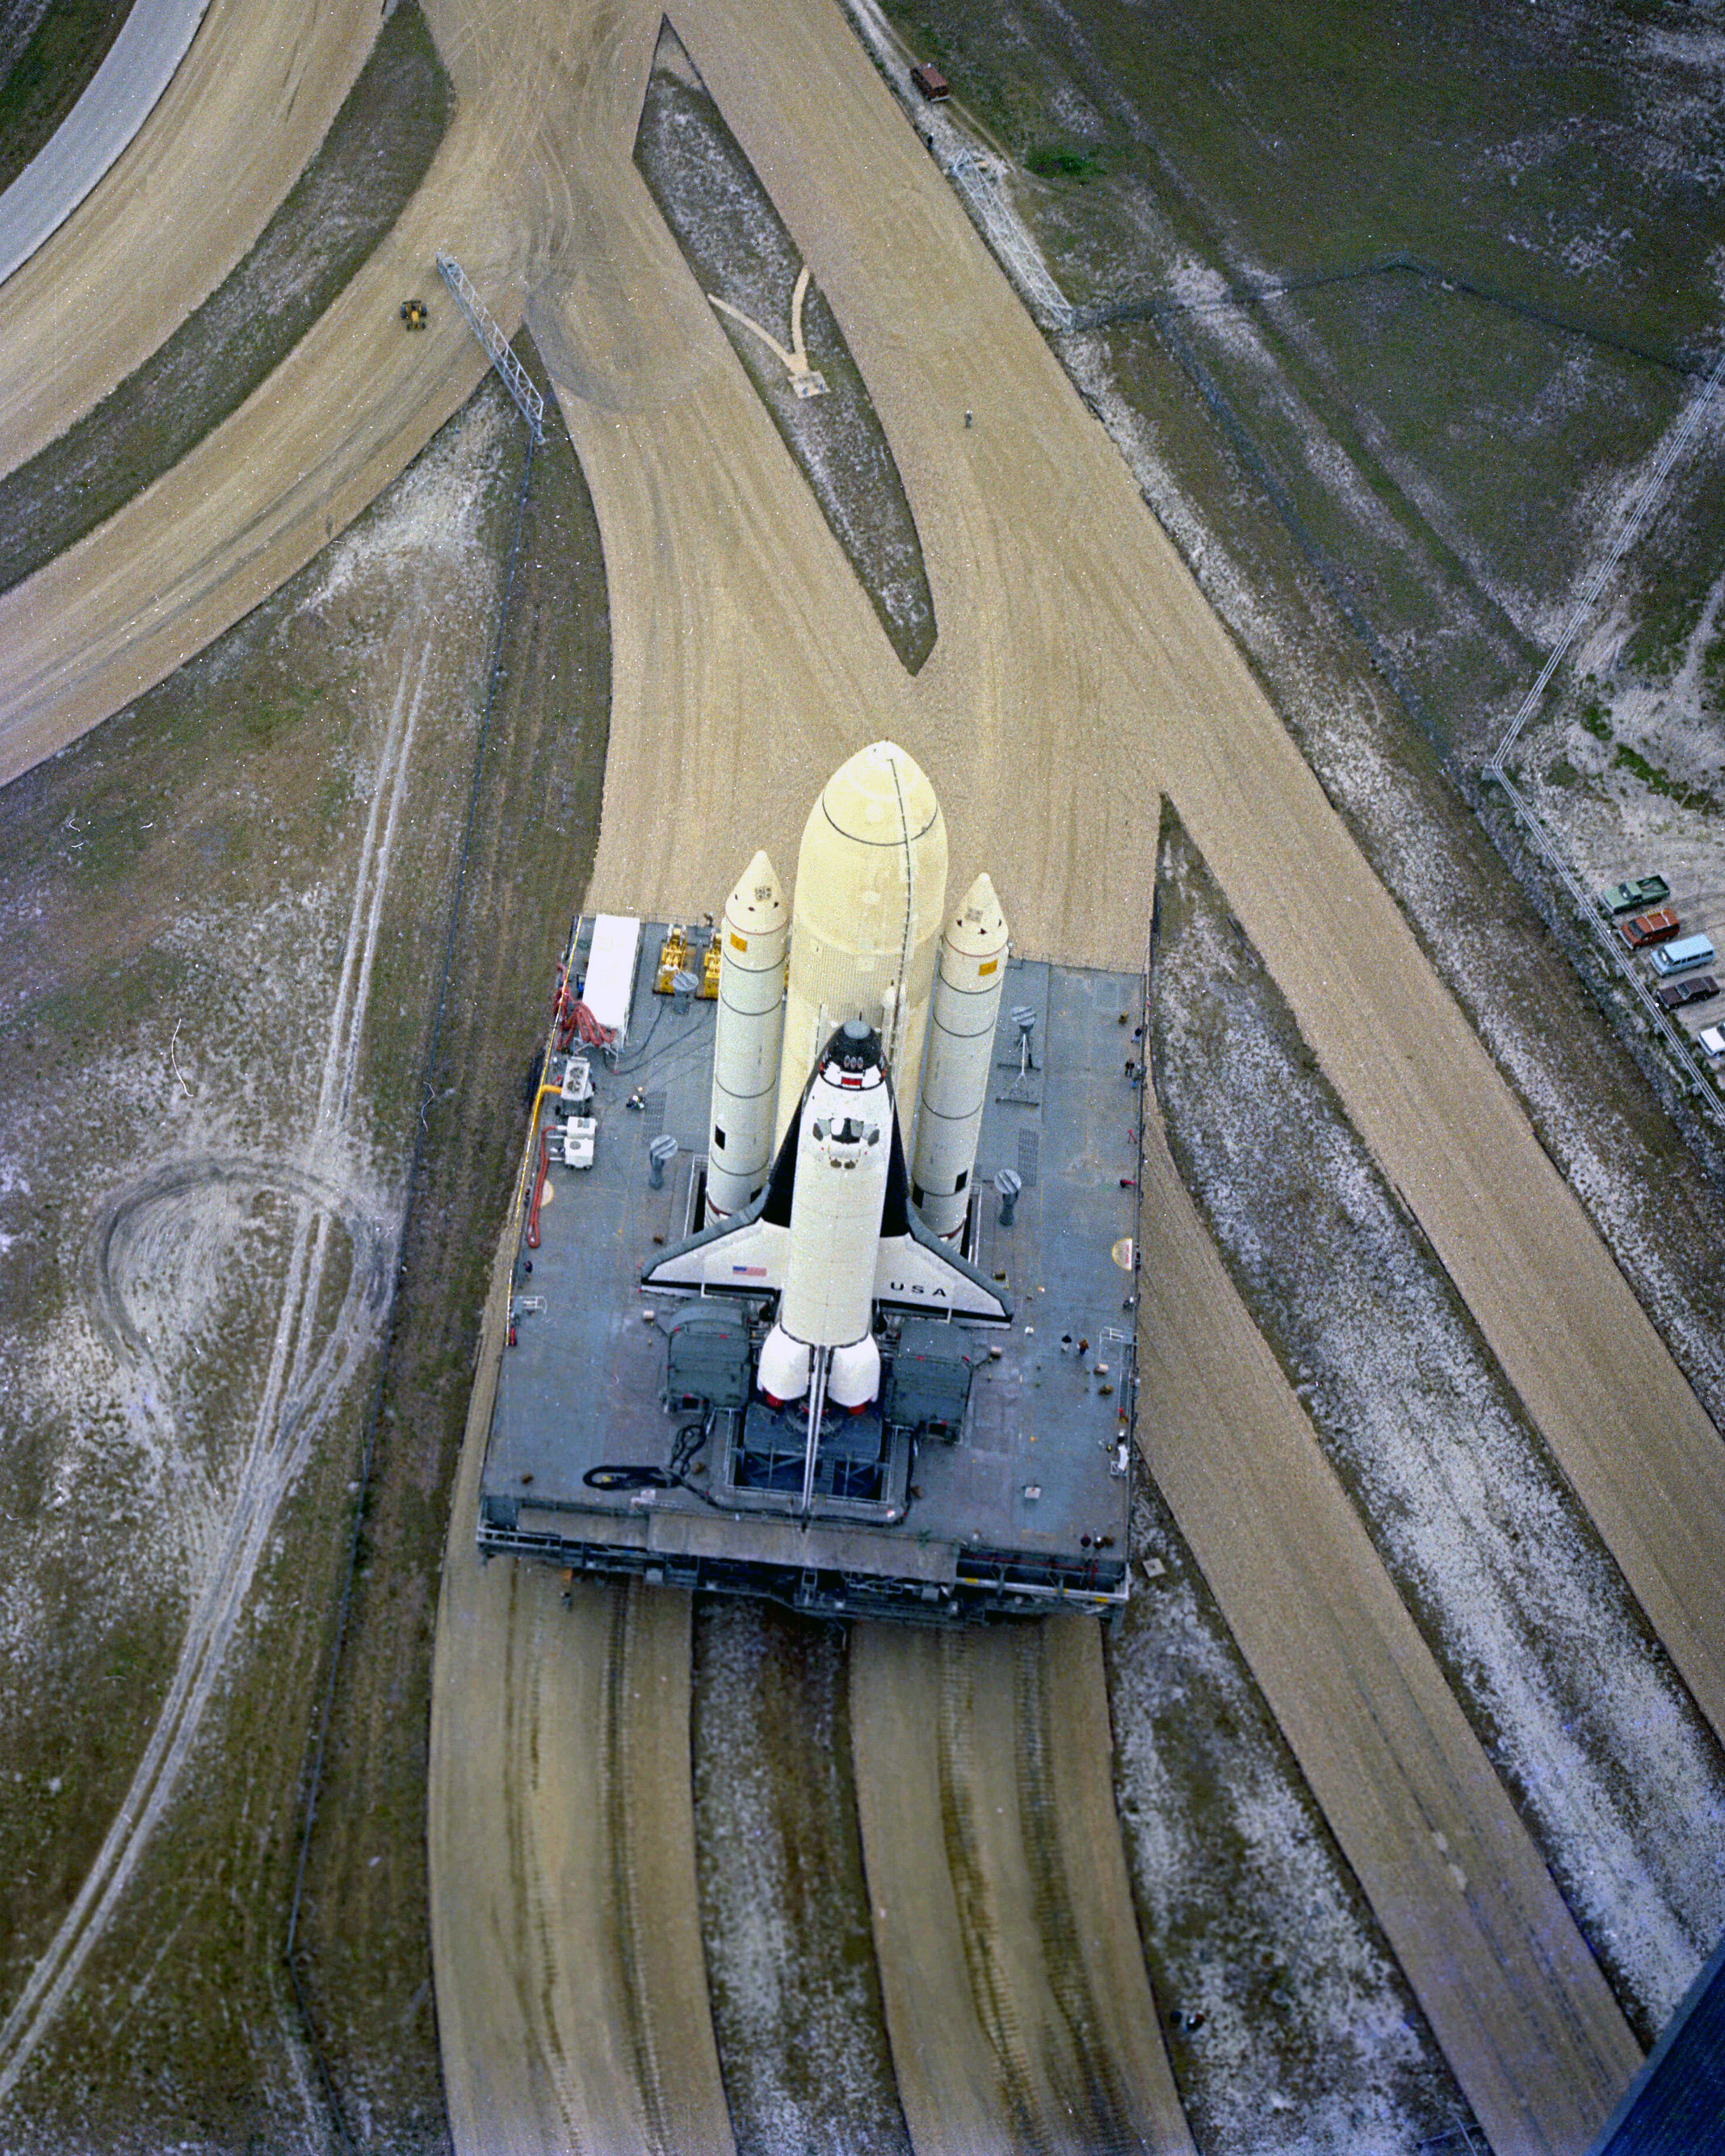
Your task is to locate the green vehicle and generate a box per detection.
[1600,873,1670,914]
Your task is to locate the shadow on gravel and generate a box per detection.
[0,0,451,595]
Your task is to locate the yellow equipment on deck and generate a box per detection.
[653,924,690,994]
[655,921,720,996]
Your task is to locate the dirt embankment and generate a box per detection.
[0,338,607,2153]
[287,340,610,2150]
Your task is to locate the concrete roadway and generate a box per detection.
[5,0,1723,2142]
[0,0,211,287]
[0,0,378,470]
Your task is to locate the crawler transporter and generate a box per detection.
[476,742,1143,1621]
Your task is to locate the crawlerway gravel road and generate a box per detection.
[6,0,1721,2146]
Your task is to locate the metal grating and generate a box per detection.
[1017,1129,1039,1188]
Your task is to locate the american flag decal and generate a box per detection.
[732,1264,768,1278]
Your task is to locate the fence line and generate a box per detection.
[1490,346,1725,770]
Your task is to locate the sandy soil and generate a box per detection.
[850,1619,1193,2154]
[6,0,1725,2144]
[429,1235,734,2156]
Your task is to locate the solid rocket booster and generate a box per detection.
[773,741,947,1156]
[757,1021,890,1410]
[911,874,1010,1239]
[706,850,788,1220]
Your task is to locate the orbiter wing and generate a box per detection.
[640,1079,1011,1324]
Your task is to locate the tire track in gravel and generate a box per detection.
[431,1250,733,2156]
[688,1598,910,2156]
[851,1619,1194,2156]
[0,637,429,2104]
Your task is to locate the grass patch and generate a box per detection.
[0,0,451,595]
[0,340,602,2147]
[1025,140,1114,183]
[287,336,613,2140]
[1612,742,1719,816]
[0,0,133,193]
[900,15,1024,147]
[883,0,1724,764]
[1623,578,1708,681]
[1702,634,1725,718]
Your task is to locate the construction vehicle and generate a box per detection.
[401,298,428,330]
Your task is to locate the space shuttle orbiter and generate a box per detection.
[640,741,1014,1430]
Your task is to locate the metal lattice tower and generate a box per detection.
[945,150,1075,333]
[435,252,545,442]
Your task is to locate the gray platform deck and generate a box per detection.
[477,921,1143,1621]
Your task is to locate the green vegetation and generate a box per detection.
[885,0,1724,769]
[288,340,612,2141]
[1026,140,1114,183]
[1612,743,1719,816]
[0,341,611,2146]
[1580,700,1613,740]
[1624,579,1708,681]
[0,2,452,595]
[904,15,1018,146]
[0,0,132,193]
[1702,634,1725,717]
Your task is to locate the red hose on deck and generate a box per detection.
[572,1000,614,1049]
[526,1123,552,1248]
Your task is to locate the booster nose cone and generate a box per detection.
[944,873,1008,960]
[728,850,788,937]
[776,740,948,1143]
